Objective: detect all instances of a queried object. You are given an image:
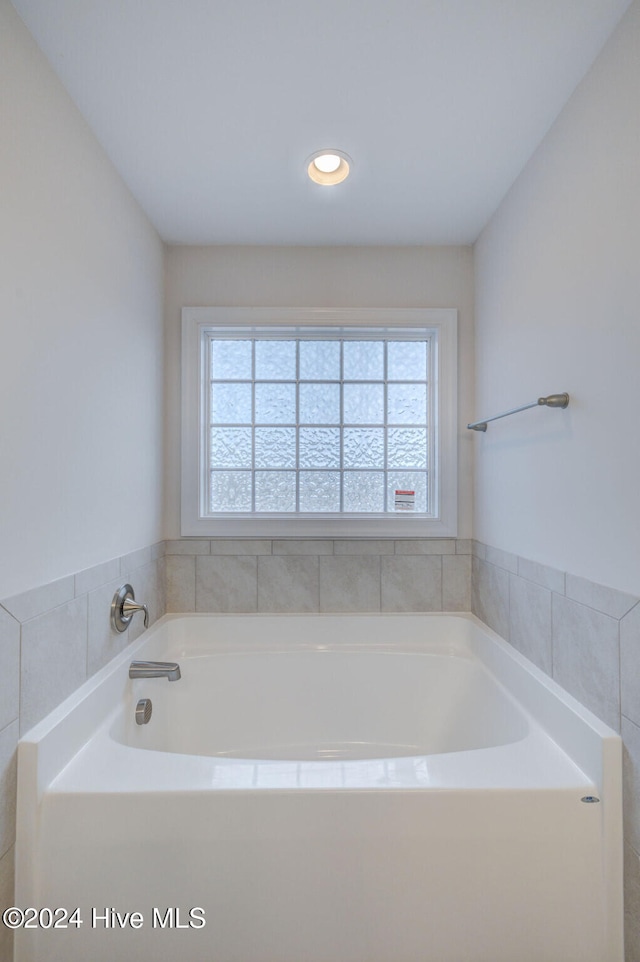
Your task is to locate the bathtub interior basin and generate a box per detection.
[113,643,530,761]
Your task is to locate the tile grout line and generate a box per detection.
[550,590,556,680]
[17,621,23,740]
[85,589,90,682]
[616,611,623,735]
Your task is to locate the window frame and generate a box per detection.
[181,307,457,538]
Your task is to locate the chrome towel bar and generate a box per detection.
[467,393,569,432]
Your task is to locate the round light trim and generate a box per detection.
[307,149,351,186]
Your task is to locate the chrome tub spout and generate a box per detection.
[129,660,181,682]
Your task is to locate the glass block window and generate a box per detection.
[182,308,458,538]
[206,335,431,514]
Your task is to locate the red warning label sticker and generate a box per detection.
[394,489,415,511]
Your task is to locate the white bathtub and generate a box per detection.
[15,613,623,962]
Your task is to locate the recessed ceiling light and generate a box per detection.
[314,153,341,173]
[307,149,352,186]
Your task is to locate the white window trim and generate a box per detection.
[181,307,457,538]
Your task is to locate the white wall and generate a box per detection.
[474,0,640,595]
[164,244,474,539]
[0,0,165,599]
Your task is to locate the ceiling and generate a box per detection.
[11,0,632,246]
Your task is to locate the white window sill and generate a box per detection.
[181,515,457,539]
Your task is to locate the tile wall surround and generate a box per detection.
[2,536,640,959]
[471,540,640,962]
[164,537,473,615]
